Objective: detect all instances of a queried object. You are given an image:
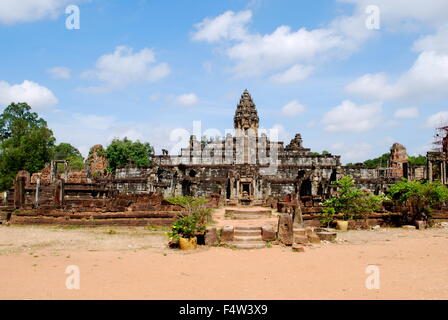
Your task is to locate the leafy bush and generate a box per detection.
[322,176,386,221]
[388,179,448,222]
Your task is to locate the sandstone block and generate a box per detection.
[261,225,276,241]
[205,227,218,246]
[278,213,293,245]
[221,226,234,242]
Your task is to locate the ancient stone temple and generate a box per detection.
[1,89,443,226]
[148,89,341,205]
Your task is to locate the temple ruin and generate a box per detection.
[0,90,447,226]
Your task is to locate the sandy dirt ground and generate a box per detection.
[0,223,447,300]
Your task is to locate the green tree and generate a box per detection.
[363,153,390,167]
[323,176,385,221]
[0,103,47,140]
[105,137,154,171]
[0,103,55,190]
[408,155,426,165]
[53,142,85,171]
[388,179,448,222]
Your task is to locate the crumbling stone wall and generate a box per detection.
[1,170,184,226]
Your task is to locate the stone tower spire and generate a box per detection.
[234,89,259,135]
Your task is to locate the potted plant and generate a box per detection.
[336,213,352,231]
[166,196,211,250]
[168,215,199,250]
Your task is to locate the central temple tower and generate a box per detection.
[234,89,259,136]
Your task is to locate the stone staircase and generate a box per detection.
[232,226,266,249]
[214,206,279,249]
[225,208,272,220]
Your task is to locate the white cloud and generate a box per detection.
[0,80,58,109]
[0,0,84,24]
[344,2,448,104]
[226,25,345,77]
[192,10,252,43]
[394,107,419,119]
[47,66,71,79]
[280,100,306,117]
[413,25,448,54]
[346,52,448,102]
[192,9,372,78]
[345,72,401,100]
[174,93,199,106]
[193,2,448,80]
[424,111,448,128]
[270,65,314,83]
[331,142,373,163]
[81,46,170,90]
[322,100,382,133]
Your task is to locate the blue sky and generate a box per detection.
[0,0,447,163]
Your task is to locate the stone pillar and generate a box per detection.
[252,179,256,197]
[428,161,433,182]
[35,177,40,207]
[440,161,446,184]
[54,179,65,207]
[236,180,240,198]
[278,213,293,245]
[14,177,25,209]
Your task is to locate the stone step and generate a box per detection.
[234,226,262,231]
[234,235,262,242]
[231,214,268,220]
[232,242,266,249]
[225,209,272,215]
[234,229,261,236]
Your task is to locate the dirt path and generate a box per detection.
[0,225,447,299]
